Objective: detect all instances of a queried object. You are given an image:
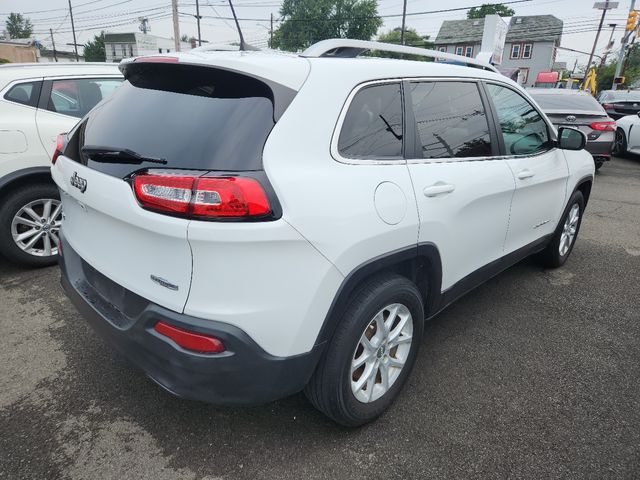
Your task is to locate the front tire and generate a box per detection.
[537,190,585,268]
[0,183,62,267]
[305,273,424,427]
[612,128,627,157]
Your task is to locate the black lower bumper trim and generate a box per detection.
[58,231,322,405]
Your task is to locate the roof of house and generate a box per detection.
[434,15,563,45]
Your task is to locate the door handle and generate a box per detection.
[517,169,535,180]
[423,183,455,197]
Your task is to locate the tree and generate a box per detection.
[84,32,106,62]
[271,0,382,52]
[467,3,515,19]
[375,28,433,61]
[5,13,33,39]
[180,34,189,42]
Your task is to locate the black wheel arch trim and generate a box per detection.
[0,166,54,194]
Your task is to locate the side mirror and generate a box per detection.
[636,111,640,118]
[557,127,586,151]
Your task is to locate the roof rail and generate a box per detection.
[301,39,499,73]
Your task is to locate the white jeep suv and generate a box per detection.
[0,63,121,266]
[52,41,594,426]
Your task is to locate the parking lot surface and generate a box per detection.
[1,157,639,480]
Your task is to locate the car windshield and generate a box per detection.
[530,93,603,112]
[600,91,640,102]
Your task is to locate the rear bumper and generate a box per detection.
[59,232,322,405]
[586,136,614,158]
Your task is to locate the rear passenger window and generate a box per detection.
[486,84,550,156]
[338,83,403,159]
[46,78,122,118]
[4,81,41,107]
[409,81,492,159]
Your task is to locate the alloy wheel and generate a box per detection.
[11,198,62,258]
[559,203,580,257]
[350,303,413,403]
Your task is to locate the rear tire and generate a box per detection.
[0,183,61,267]
[305,273,424,427]
[612,128,627,157]
[536,190,585,268]
[594,160,603,171]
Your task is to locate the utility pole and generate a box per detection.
[600,23,617,66]
[68,0,79,61]
[171,0,181,52]
[400,0,408,45]
[614,0,636,89]
[270,13,273,48]
[196,0,202,46]
[49,28,58,62]
[586,0,613,73]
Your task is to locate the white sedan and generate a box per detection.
[613,113,640,156]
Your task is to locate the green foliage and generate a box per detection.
[180,34,190,42]
[374,28,433,61]
[84,32,106,62]
[0,58,10,64]
[597,44,640,91]
[467,4,515,19]
[271,0,382,52]
[5,12,33,39]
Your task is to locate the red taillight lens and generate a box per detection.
[133,174,194,214]
[192,177,270,218]
[154,321,225,353]
[590,121,616,132]
[51,133,67,164]
[132,173,271,219]
[602,103,613,109]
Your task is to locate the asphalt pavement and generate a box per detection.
[1,156,639,480]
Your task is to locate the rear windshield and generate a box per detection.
[600,91,640,102]
[530,93,604,112]
[72,63,279,177]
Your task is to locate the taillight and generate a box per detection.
[132,173,271,219]
[154,321,225,353]
[602,103,613,109]
[135,56,179,63]
[51,133,67,164]
[589,121,616,132]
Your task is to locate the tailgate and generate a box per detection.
[51,155,192,313]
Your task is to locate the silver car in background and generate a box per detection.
[529,89,615,170]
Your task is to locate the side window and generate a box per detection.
[409,81,492,159]
[486,83,550,156]
[4,81,41,107]
[338,83,403,159]
[47,78,122,118]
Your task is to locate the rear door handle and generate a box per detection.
[423,183,455,197]
[517,169,535,180]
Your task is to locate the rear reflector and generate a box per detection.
[51,133,68,164]
[154,321,225,353]
[132,173,271,219]
[589,121,616,132]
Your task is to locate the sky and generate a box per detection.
[0,0,635,68]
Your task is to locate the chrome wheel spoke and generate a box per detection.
[49,202,63,222]
[14,228,40,242]
[14,216,39,228]
[22,231,44,250]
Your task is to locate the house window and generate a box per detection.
[121,44,127,57]
[438,46,446,52]
[455,46,464,56]
[519,68,529,84]
[158,48,162,53]
[510,43,521,59]
[464,46,473,57]
[522,43,532,59]
[111,44,116,57]
[129,44,134,56]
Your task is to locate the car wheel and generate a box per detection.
[536,190,585,268]
[612,128,627,156]
[0,183,62,267]
[305,273,424,426]
[595,160,603,171]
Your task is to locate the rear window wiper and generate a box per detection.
[81,145,167,165]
